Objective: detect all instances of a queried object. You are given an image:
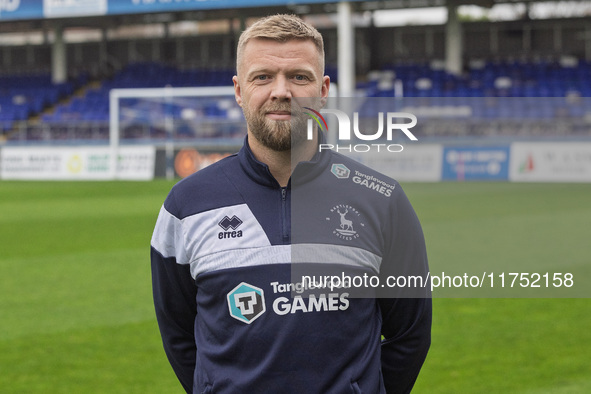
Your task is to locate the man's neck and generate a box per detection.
[248,133,318,187]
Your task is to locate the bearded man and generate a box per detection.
[151,14,431,394]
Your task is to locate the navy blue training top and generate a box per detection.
[151,137,431,394]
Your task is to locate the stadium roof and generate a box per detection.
[0,0,580,33]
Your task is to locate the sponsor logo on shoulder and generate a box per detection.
[328,164,395,197]
[331,163,350,179]
[352,170,395,197]
[218,215,243,239]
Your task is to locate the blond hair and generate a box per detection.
[236,14,325,75]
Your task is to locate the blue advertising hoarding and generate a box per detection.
[1,0,358,21]
[442,146,510,181]
[109,0,332,16]
[1,0,43,20]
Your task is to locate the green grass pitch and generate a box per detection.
[0,180,589,393]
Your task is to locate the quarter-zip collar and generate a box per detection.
[238,133,332,188]
[238,136,280,188]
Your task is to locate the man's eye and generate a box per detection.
[294,75,308,81]
[256,75,268,81]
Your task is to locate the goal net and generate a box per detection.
[109,86,245,179]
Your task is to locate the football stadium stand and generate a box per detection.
[367,59,591,98]
[0,73,76,135]
[2,59,591,141]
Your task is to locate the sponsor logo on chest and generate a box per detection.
[226,280,350,324]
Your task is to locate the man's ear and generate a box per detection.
[320,75,330,107]
[233,76,243,107]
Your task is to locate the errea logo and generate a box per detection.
[218,215,243,239]
[227,282,266,324]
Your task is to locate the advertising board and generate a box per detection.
[509,142,591,183]
[442,146,510,181]
[0,146,155,180]
[351,144,443,182]
[1,0,361,21]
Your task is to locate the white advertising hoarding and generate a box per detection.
[43,0,107,18]
[350,144,443,182]
[510,142,591,183]
[0,146,155,180]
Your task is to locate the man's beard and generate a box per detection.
[243,102,308,152]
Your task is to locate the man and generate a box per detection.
[151,14,431,394]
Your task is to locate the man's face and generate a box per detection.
[233,38,330,152]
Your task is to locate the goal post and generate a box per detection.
[109,86,241,180]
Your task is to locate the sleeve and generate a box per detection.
[151,201,197,394]
[378,185,432,394]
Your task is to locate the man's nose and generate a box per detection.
[271,76,292,100]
